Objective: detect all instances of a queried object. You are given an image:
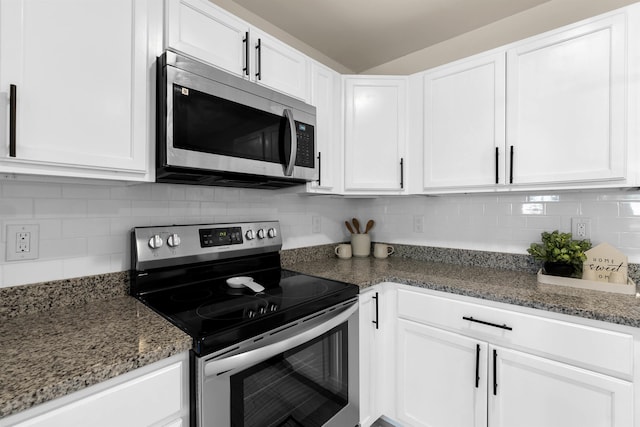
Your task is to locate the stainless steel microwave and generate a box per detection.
[156,51,317,188]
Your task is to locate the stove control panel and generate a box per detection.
[132,221,283,270]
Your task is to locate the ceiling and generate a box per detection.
[231,0,552,73]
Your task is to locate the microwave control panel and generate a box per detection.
[295,122,315,168]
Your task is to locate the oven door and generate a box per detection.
[196,299,359,427]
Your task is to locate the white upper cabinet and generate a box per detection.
[165,0,310,101]
[422,51,506,190]
[343,76,407,193]
[251,29,310,101]
[0,0,159,181]
[306,62,341,193]
[506,12,627,186]
[166,0,250,77]
[420,4,640,194]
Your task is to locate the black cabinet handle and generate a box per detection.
[316,151,322,186]
[243,31,249,76]
[400,158,404,189]
[462,316,512,331]
[255,38,262,80]
[475,344,480,388]
[372,292,379,330]
[509,145,514,184]
[495,147,499,184]
[9,84,17,157]
[493,349,498,395]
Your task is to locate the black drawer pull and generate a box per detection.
[493,349,498,395]
[372,292,379,330]
[9,84,17,157]
[475,344,480,388]
[463,316,512,331]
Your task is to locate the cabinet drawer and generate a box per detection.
[397,287,634,378]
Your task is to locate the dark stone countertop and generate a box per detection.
[0,278,191,420]
[284,256,640,328]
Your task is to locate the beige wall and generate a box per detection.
[207,0,354,73]
[363,0,640,74]
[210,0,639,75]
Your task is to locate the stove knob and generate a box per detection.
[258,306,267,315]
[267,228,277,238]
[245,229,255,240]
[148,234,163,249]
[268,303,278,312]
[246,309,256,319]
[167,233,181,247]
[257,229,266,239]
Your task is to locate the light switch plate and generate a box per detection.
[6,224,39,261]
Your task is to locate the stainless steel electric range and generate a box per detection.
[130,221,360,427]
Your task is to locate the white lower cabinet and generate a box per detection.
[2,352,189,427]
[491,346,633,427]
[396,320,488,427]
[359,286,383,427]
[366,283,638,427]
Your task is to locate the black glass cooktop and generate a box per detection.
[138,267,358,355]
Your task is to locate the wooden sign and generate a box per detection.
[582,243,628,284]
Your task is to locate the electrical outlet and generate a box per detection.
[312,216,321,233]
[413,215,425,233]
[6,224,39,261]
[571,217,591,239]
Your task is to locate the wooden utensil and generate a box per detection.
[364,219,375,234]
[345,221,355,234]
[352,218,361,234]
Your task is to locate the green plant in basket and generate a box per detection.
[527,230,592,278]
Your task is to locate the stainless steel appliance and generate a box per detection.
[130,221,359,427]
[156,52,317,189]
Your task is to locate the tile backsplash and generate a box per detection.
[2,179,640,287]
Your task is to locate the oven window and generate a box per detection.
[172,84,289,165]
[230,324,348,427]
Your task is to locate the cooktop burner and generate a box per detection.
[130,221,358,355]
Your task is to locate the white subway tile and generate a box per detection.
[35,199,87,218]
[151,184,186,201]
[88,235,126,256]
[88,199,131,217]
[3,182,62,198]
[63,256,114,279]
[185,186,215,201]
[131,200,169,217]
[110,184,152,200]
[40,238,88,259]
[0,198,33,219]
[62,218,111,237]
[3,259,64,287]
[62,184,111,199]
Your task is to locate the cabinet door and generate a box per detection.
[396,319,488,427]
[166,0,249,77]
[359,288,383,427]
[252,29,309,100]
[307,62,340,193]
[423,52,506,189]
[506,13,626,185]
[0,0,152,178]
[344,77,407,192]
[490,346,633,427]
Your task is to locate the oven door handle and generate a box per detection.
[203,302,357,377]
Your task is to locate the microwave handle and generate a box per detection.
[203,301,357,377]
[284,109,297,176]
